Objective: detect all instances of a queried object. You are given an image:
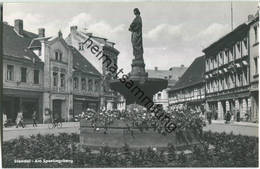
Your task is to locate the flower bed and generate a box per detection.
[2,131,258,167]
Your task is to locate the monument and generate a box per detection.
[80,9,199,148]
[109,8,168,107]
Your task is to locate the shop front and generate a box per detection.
[73,95,100,117]
[3,88,43,124]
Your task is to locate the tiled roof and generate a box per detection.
[147,67,186,79]
[147,67,187,87]
[170,55,205,91]
[3,23,41,62]
[203,23,248,53]
[69,45,101,77]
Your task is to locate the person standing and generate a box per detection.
[32,110,37,127]
[225,111,231,124]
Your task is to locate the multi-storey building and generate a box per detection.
[2,19,102,123]
[168,56,205,110]
[66,26,120,111]
[203,14,259,121]
[249,13,259,122]
[3,20,45,123]
[147,66,187,110]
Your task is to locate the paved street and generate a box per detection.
[2,122,80,141]
[203,121,258,137]
[3,121,258,141]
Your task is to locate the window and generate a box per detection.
[60,73,65,88]
[73,77,78,89]
[229,48,234,61]
[236,43,241,58]
[21,67,27,82]
[254,25,258,43]
[79,42,84,51]
[157,93,161,100]
[55,52,59,61]
[88,79,93,91]
[219,53,223,66]
[254,57,258,75]
[55,51,62,61]
[95,80,99,92]
[81,78,86,90]
[53,72,58,87]
[237,73,242,87]
[34,69,39,84]
[7,65,14,81]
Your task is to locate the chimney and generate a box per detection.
[38,28,45,37]
[248,14,254,22]
[58,30,63,38]
[14,19,23,35]
[70,26,78,32]
[154,67,158,71]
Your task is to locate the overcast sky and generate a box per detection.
[3,1,258,73]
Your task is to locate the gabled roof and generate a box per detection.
[69,45,101,77]
[3,23,41,62]
[169,55,205,91]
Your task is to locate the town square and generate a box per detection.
[1,1,259,168]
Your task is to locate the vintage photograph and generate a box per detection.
[1,1,259,168]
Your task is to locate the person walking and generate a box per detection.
[32,110,37,127]
[207,110,212,125]
[16,111,24,128]
[3,113,7,128]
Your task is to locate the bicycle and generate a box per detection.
[48,119,62,129]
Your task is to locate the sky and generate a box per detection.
[3,1,258,73]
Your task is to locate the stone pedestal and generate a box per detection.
[129,58,148,79]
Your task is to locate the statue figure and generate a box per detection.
[129,8,144,60]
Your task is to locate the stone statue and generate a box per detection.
[129,8,143,60]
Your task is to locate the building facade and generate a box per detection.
[3,20,102,123]
[65,26,120,111]
[249,13,259,122]
[147,66,187,110]
[168,56,205,111]
[203,14,259,121]
[3,20,45,123]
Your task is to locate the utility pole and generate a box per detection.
[231,1,234,31]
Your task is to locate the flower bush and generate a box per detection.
[3,131,258,167]
[79,108,204,136]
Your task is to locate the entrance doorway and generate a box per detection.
[53,100,62,121]
[22,100,38,123]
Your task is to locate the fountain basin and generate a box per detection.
[109,77,168,107]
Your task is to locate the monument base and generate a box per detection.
[80,119,199,149]
[129,58,148,79]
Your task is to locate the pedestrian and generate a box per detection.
[206,110,212,125]
[16,111,24,128]
[236,110,240,122]
[225,111,231,124]
[3,113,7,128]
[32,110,37,127]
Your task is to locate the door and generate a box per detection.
[53,100,62,121]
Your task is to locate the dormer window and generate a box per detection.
[55,50,62,61]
